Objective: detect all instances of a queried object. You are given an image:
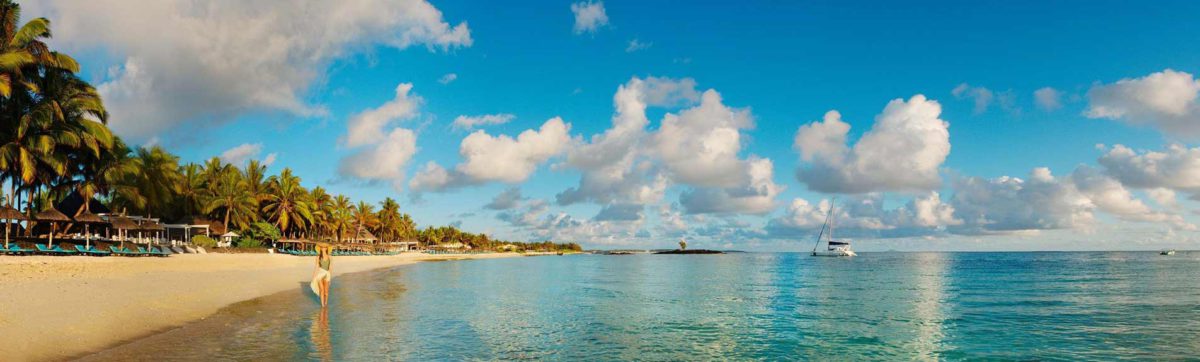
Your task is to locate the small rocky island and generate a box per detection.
[654,249,724,255]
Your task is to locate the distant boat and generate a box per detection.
[1161,249,1176,256]
[811,202,856,257]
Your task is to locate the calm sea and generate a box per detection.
[83,252,1200,361]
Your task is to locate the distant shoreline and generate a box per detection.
[0,252,536,361]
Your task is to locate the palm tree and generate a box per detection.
[309,186,332,239]
[261,168,312,238]
[376,197,401,243]
[351,201,378,242]
[175,163,205,219]
[203,169,255,231]
[329,194,352,242]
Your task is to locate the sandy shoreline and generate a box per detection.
[0,252,529,361]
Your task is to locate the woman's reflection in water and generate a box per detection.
[309,307,333,361]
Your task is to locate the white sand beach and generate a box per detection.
[0,252,527,361]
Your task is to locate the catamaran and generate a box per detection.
[811,203,856,257]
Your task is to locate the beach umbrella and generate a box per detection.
[0,206,26,249]
[110,216,138,248]
[141,222,165,246]
[73,211,107,248]
[35,209,71,248]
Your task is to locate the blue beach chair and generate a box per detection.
[5,243,30,254]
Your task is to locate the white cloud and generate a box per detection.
[439,73,458,84]
[654,89,754,187]
[262,153,278,167]
[626,38,651,52]
[1069,166,1188,227]
[570,1,609,34]
[33,0,470,142]
[344,83,421,147]
[338,128,419,189]
[485,187,524,210]
[1034,87,1062,111]
[557,77,696,206]
[219,143,264,166]
[950,168,1094,234]
[679,157,784,215]
[1085,69,1200,136]
[1098,144,1200,193]
[410,118,573,193]
[952,83,994,114]
[765,192,960,239]
[795,95,951,194]
[452,113,515,130]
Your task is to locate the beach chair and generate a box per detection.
[36,244,65,255]
[154,246,173,255]
[75,245,99,255]
[109,246,135,256]
[88,246,111,256]
[52,245,78,255]
[184,246,198,254]
[136,247,153,256]
[6,244,30,254]
[147,246,169,256]
[171,246,186,254]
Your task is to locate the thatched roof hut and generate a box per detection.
[0,206,25,220]
[34,209,70,222]
[73,211,106,224]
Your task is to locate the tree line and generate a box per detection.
[0,1,581,252]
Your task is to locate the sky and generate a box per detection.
[24,0,1200,251]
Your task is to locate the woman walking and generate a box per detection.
[310,244,333,307]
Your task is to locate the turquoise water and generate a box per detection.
[87,252,1200,360]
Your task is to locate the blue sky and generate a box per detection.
[29,0,1200,250]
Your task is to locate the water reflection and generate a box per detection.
[308,307,332,362]
[87,252,1200,360]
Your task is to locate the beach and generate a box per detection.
[0,252,527,361]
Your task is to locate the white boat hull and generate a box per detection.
[812,250,856,257]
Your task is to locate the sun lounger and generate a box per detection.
[52,245,78,255]
[156,246,174,255]
[195,246,207,254]
[171,246,186,254]
[184,246,198,253]
[88,246,111,256]
[109,246,138,256]
[6,244,30,254]
[147,246,169,256]
[36,244,67,255]
[75,245,104,256]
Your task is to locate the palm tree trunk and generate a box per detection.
[224,207,231,233]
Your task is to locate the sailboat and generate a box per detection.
[811,203,856,257]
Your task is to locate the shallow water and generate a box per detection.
[84,252,1200,360]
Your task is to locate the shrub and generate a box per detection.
[240,222,282,244]
[236,237,263,248]
[192,235,217,248]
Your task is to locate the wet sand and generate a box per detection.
[0,252,527,361]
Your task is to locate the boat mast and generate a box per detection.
[812,205,831,253]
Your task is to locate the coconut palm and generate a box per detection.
[309,186,332,239]
[350,201,378,242]
[376,197,401,242]
[329,194,352,242]
[261,168,312,238]
[175,163,205,219]
[203,169,256,231]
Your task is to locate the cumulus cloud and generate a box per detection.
[1069,166,1188,227]
[485,187,525,210]
[952,83,995,114]
[344,83,421,147]
[679,157,783,215]
[338,128,419,188]
[410,118,573,193]
[795,95,951,194]
[219,143,264,166]
[557,77,695,206]
[949,168,1095,234]
[557,76,782,215]
[1097,144,1200,194]
[438,73,458,84]
[766,192,960,239]
[33,0,471,142]
[1034,87,1063,111]
[452,113,515,130]
[570,1,609,34]
[593,203,644,221]
[1085,69,1200,136]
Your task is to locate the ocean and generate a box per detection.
[83,252,1200,360]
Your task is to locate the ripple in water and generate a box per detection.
[83,252,1200,360]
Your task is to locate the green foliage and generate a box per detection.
[236,237,263,248]
[192,235,217,248]
[240,222,281,243]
